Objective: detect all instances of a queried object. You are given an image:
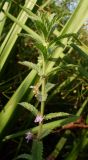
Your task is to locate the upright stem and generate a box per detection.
[41,59,46,116]
[37,57,46,139]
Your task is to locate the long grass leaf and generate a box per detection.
[0,70,37,136]
[46,0,88,72]
[0,1,11,36]
[0,0,37,74]
[3,10,46,45]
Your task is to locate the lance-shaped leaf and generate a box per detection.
[44,112,70,120]
[39,129,52,139]
[19,102,38,116]
[18,61,41,75]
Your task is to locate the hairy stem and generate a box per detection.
[37,58,46,139]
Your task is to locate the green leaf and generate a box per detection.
[45,82,56,92]
[0,0,37,74]
[44,112,70,120]
[46,0,88,73]
[0,70,37,136]
[35,42,48,59]
[19,5,41,22]
[32,139,43,160]
[41,116,79,134]
[39,129,52,139]
[61,0,88,35]
[51,33,78,45]
[0,0,6,12]
[19,102,38,116]
[18,61,40,74]
[0,1,11,36]
[4,116,80,141]
[71,43,88,60]
[3,10,46,46]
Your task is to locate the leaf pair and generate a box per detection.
[19,102,71,121]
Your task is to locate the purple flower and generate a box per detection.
[25,132,33,143]
[34,115,43,124]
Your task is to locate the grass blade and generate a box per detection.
[0,0,37,74]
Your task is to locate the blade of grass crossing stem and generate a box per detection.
[4,116,79,141]
[0,70,37,137]
[0,0,37,73]
[3,11,46,45]
[0,1,11,36]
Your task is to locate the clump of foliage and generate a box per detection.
[0,0,88,160]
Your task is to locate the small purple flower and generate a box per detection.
[34,115,43,124]
[25,132,33,143]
